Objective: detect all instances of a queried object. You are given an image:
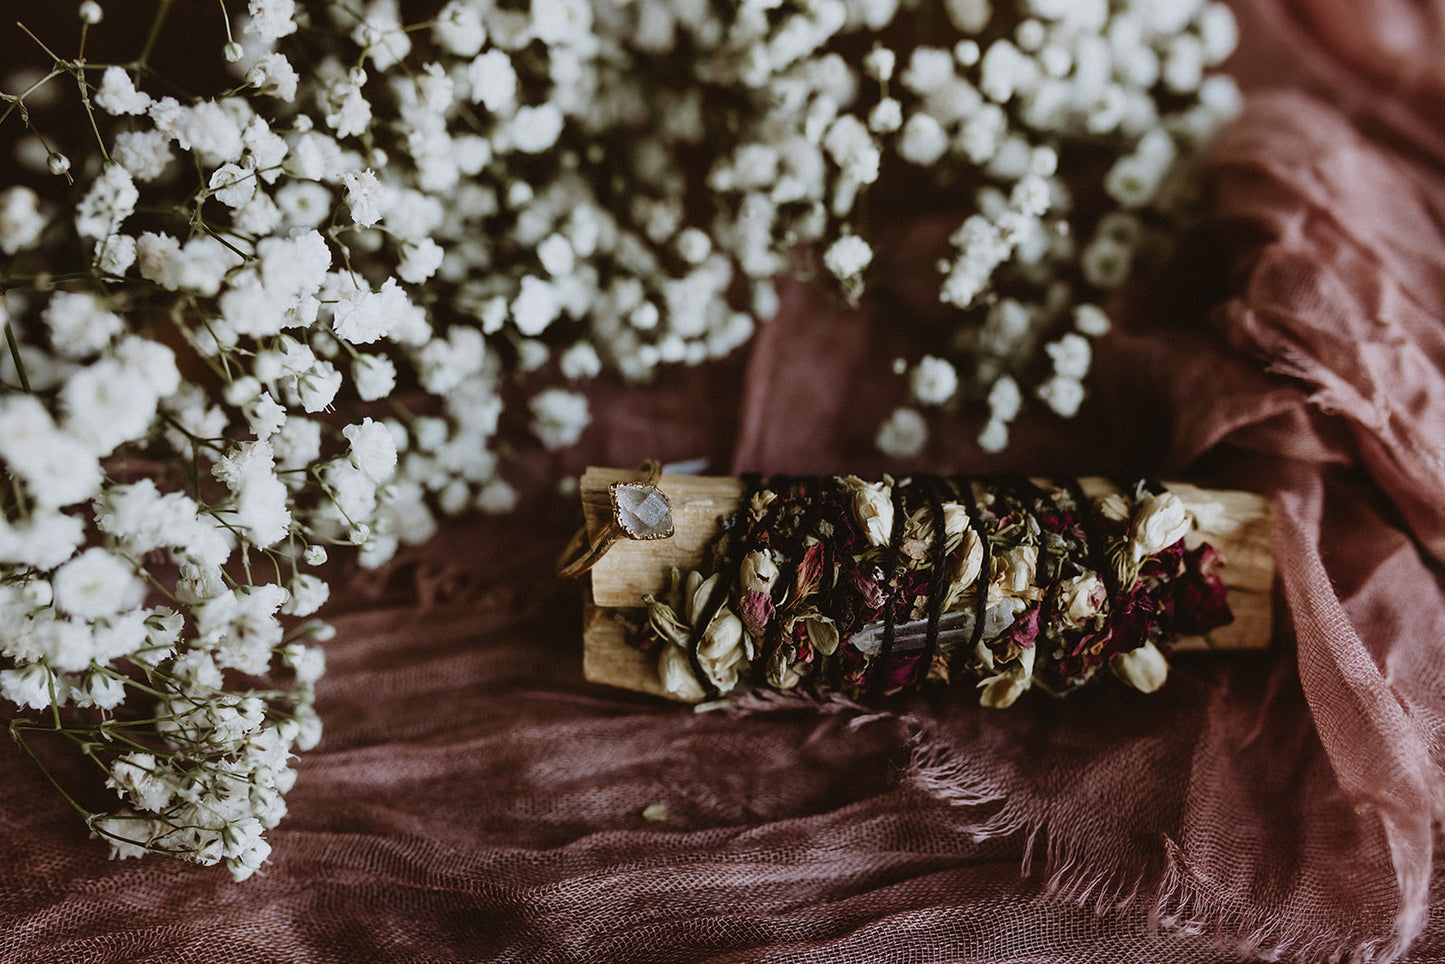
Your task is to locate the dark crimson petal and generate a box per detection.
[1172,544,1234,636]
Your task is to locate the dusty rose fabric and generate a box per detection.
[6,1,1445,961]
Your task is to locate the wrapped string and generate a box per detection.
[913,476,951,690]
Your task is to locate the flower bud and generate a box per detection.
[799,613,839,656]
[659,645,705,702]
[1112,640,1169,693]
[942,502,969,541]
[644,593,688,650]
[1056,572,1105,628]
[1097,492,1131,522]
[993,545,1037,595]
[944,528,984,610]
[843,475,893,547]
[766,649,803,690]
[696,610,743,663]
[740,550,779,594]
[1131,492,1191,560]
[978,638,1036,708]
[979,662,1033,708]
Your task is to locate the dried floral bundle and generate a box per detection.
[633,475,1233,705]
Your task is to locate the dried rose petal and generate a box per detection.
[739,590,776,638]
[1171,544,1232,636]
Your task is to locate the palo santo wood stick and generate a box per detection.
[576,467,1275,701]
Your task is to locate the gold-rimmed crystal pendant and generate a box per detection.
[609,480,674,540]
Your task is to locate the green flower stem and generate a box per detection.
[216,0,235,47]
[137,0,178,71]
[14,22,64,68]
[5,719,97,823]
[0,67,64,130]
[73,67,111,164]
[4,319,31,394]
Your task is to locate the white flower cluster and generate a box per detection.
[628,0,1238,455]
[0,0,1238,875]
[892,1,1238,453]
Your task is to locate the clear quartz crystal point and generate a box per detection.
[611,482,675,539]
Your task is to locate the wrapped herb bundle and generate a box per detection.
[632,474,1234,706]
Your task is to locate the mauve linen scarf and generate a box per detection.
[6,1,1445,961]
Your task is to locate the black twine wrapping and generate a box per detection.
[912,475,951,689]
[1065,476,1122,606]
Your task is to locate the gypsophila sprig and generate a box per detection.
[0,0,1239,877]
[635,0,1240,454]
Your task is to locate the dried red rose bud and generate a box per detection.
[1171,544,1232,636]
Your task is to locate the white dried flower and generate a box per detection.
[94,234,137,276]
[341,169,384,227]
[863,46,895,81]
[0,187,46,254]
[1112,640,1169,693]
[910,356,958,406]
[246,0,298,41]
[434,0,487,56]
[1073,304,1111,337]
[897,112,948,166]
[1035,374,1085,417]
[53,548,145,620]
[208,164,255,209]
[247,53,300,102]
[75,165,138,240]
[822,234,872,281]
[529,388,589,451]
[843,475,894,547]
[1044,332,1091,380]
[875,407,927,458]
[352,353,396,401]
[467,50,517,113]
[1131,492,1191,560]
[95,67,149,116]
[868,98,903,134]
[901,47,955,95]
[343,418,398,483]
[510,104,565,154]
[977,419,1010,453]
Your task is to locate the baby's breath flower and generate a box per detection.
[0,187,46,253]
[529,388,590,451]
[343,418,397,483]
[822,234,872,284]
[875,407,928,458]
[94,67,148,116]
[910,356,959,406]
[341,168,384,227]
[245,0,298,41]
